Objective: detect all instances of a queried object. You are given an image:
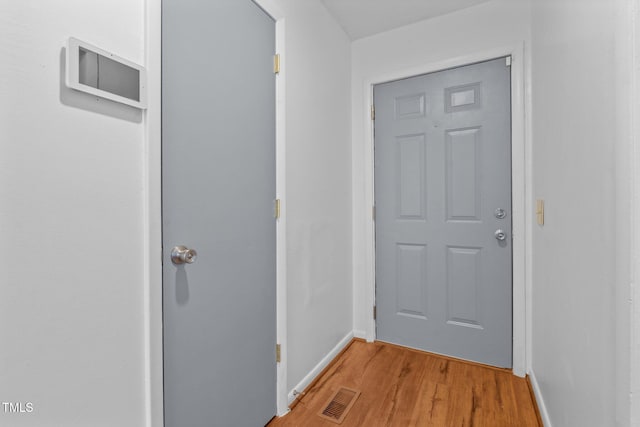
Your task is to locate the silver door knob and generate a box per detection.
[494,229,507,241]
[171,245,198,265]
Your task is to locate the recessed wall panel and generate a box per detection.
[396,244,427,319]
[446,127,481,221]
[396,134,426,220]
[395,93,426,120]
[446,247,482,329]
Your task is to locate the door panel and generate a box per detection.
[162,1,276,425]
[374,58,512,368]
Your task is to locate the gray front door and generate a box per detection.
[374,57,512,368]
[162,1,276,425]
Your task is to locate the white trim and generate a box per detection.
[275,22,289,412]
[353,329,367,340]
[629,0,640,423]
[510,44,530,379]
[286,332,354,405]
[529,370,552,427]
[524,41,534,377]
[250,0,288,415]
[361,44,531,377]
[144,1,163,426]
[146,0,288,423]
[613,1,639,425]
[253,0,284,18]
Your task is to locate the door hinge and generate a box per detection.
[536,199,545,226]
[372,205,376,221]
[371,104,375,120]
[274,54,281,74]
[276,344,282,363]
[506,56,512,67]
[275,198,281,219]
[373,306,377,320]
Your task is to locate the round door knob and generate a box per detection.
[171,245,198,265]
[494,229,507,241]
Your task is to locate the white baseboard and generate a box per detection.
[353,329,367,339]
[287,331,354,404]
[528,369,552,427]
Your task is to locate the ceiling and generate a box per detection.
[320,0,492,40]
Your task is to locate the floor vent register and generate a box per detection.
[318,387,361,424]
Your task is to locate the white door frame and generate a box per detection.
[362,44,531,377]
[144,1,289,425]
[633,0,640,420]
[622,0,640,423]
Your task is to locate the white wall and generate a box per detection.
[530,0,628,425]
[351,0,531,339]
[274,0,353,394]
[0,1,147,427]
[1,0,353,423]
[1,0,353,424]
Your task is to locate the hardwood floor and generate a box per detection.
[268,340,541,427]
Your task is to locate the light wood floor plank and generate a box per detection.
[268,340,541,427]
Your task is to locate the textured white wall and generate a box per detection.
[275,0,353,394]
[530,0,622,425]
[0,1,146,426]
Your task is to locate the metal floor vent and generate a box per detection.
[318,387,361,424]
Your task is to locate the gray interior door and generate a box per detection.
[374,57,512,368]
[162,1,276,425]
